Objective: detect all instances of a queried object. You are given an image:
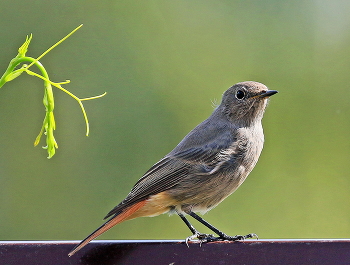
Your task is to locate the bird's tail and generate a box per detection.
[68,200,146,257]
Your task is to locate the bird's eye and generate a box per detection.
[235,90,245,100]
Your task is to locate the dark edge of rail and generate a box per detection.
[1,239,350,265]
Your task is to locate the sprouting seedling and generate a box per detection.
[0,25,106,158]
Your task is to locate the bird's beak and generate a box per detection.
[256,90,278,99]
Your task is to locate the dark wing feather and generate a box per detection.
[104,157,190,219]
[104,116,236,219]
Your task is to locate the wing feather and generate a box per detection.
[104,116,237,219]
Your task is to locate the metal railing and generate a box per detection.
[1,239,349,264]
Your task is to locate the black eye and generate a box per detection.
[235,90,245,100]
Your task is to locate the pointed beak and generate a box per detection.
[258,90,278,98]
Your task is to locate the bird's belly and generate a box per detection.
[169,165,250,214]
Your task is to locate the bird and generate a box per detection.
[68,81,277,256]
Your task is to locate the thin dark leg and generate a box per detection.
[177,211,216,245]
[177,212,198,235]
[189,212,258,241]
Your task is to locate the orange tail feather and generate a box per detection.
[68,200,146,257]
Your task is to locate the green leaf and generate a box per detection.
[17,34,32,57]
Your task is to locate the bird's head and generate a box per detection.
[220,81,278,127]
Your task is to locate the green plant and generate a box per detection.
[0,25,106,158]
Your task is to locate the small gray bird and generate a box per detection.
[69,81,277,256]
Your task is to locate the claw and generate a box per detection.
[185,232,258,247]
[245,233,259,240]
[185,234,196,247]
[220,233,259,241]
[237,233,258,240]
[185,232,216,247]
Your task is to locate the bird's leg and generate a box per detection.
[177,212,216,246]
[177,212,197,234]
[189,212,258,242]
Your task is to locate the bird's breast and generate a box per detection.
[168,123,265,214]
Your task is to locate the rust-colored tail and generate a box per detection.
[68,200,146,257]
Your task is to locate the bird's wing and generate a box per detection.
[104,124,236,219]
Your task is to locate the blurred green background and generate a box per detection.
[1,0,350,241]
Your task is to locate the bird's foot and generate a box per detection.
[216,233,259,241]
[185,232,217,247]
[185,232,258,246]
